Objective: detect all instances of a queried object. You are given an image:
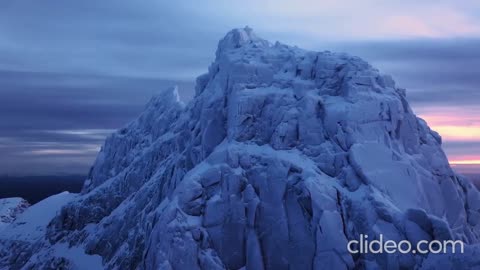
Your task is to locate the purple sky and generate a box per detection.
[0,0,479,176]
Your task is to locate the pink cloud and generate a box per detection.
[381,15,440,38]
[416,106,480,168]
[417,106,480,142]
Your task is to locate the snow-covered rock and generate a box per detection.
[1,192,76,242]
[0,198,29,231]
[0,192,76,269]
[2,27,480,270]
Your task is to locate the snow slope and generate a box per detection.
[0,191,76,242]
[0,198,28,232]
[2,27,480,270]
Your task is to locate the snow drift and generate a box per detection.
[1,27,480,270]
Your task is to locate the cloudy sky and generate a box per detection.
[0,0,479,176]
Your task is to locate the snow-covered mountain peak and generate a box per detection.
[215,26,268,57]
[2,28,480,270]
[147,85,184,110]
[204,27,399,107]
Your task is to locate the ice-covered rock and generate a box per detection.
[2,27,480,270]
[1,192,75,242]
[0,192,76,268]
[0,198,29,231]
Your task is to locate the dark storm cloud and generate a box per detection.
[0,0,220,78]
[0,71,194,132]
[0,70,194,175]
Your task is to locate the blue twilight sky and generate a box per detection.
[0,0,479,176]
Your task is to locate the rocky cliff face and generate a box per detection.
[2,27,480,270]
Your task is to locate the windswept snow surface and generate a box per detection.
[2,27,480,270]
[0,191,76,242]
[0,198,28,232]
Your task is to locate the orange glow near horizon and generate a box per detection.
[420,113,480,142]
[450,160,480,165]
[448,154,480,166]
[417,107,480,167]
[428,125,480,142]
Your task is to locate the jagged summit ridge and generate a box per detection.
[1,28,480,270]
[216,26,268,57]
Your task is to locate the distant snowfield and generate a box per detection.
[0,191,104,269]
[0,192,75,242]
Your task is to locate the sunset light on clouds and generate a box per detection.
[418,107,480,168]
[420,110,480,142]
[450,159,480,165]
